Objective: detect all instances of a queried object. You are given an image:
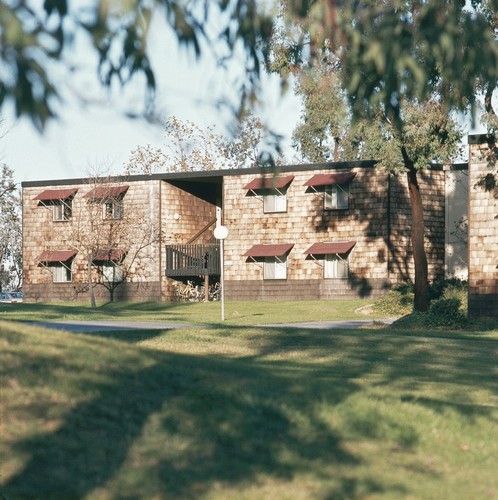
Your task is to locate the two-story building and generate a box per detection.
[22,158,467,303]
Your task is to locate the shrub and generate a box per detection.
[426,297,467,328]
[391,297,468,330]
[373,283,414,316]
[428,278,467,302]
[442,285,467,313]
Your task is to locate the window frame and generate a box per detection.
[263,256,288,280]
[103,199,124,220]
[51,262,72,283]
[262,189,287,213]
[324,183,350,210]
[323,253,349,279]
[101,262,124,283]
[52,200,73,221]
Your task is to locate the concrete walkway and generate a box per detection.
[32,318,397,333]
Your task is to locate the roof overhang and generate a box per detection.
[33,188,78,201]
[244,243,294,258]
[92,249,126,262]
[304,241,356,256]
[84,185,129,200]
[36,250,77,263]
[243,175,295,191]
[304,172,356,188]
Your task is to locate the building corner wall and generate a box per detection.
[468,135,498,319]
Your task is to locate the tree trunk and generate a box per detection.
[87,254,97,309]
[406,164,429,312]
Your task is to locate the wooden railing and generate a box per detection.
[165,243,220,277]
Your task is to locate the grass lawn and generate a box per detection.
[1,314,498,499]
[0,298,392,325]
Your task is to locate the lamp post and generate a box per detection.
[213,225,228,321]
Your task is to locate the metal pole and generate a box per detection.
[214,224,228,322]
[220,238,225,321]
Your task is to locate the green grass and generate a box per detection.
[2,319,498,499]
[0,298,391,325]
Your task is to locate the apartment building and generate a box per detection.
[22,159,462,303]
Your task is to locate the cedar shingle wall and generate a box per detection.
[223,167,391,300]
[468,138,498,318]
[222,166,446,301]
[389,169,446,284]
[23,179,216,302]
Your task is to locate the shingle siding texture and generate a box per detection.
[468,139,498,318]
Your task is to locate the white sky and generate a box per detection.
[1,11,302,186]
[2,5,492,187]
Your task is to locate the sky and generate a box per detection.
[1,5,492,187]
[1,11,303,186]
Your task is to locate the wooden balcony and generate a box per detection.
[165,243,220,277]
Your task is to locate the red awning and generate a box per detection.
[304,172,356,187]
[36,250,77,262]
[33,188,78,201]
[93,249,126,262]
[304,241,356,255]
[244,243,294,258]
[84,185,129,200]
[243,175,295,190]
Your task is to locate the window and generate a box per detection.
[52,200,72,221]
[324,184,349,210]
[244,175,294,214]
[103,200,123,220]
[264,256,287,279]
[52,263,72,282]
[324,254,349,279]
[102,263,124,282]
[263,191,287,213]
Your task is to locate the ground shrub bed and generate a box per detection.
[374,279,474,329]
[1,303,497,499]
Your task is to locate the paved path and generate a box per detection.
[32,318,397,333]
[32,320,195,333]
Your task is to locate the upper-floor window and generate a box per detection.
[304,172,356,211]
[243,175,295,214]
[324,184,349,210]
[52,201,73,221]
[263,192,287,213]
[33,188,78,222]
[84,185,129,220]
[103,200,124,220]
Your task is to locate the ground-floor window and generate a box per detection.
[52,263,72,282]
[324,254,349,279]
[101,263,124,282]
[264,256,287,279]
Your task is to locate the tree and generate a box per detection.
[69,174,162,306]
[271,1,497,311]
[0,164,22,292]
[124,114,270,174]
[0,0,275,130]
[291,66,349,162]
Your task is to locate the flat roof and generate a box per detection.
[21,160,378,188]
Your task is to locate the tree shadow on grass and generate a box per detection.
[3,346,389,499]
[4,324,497,498]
